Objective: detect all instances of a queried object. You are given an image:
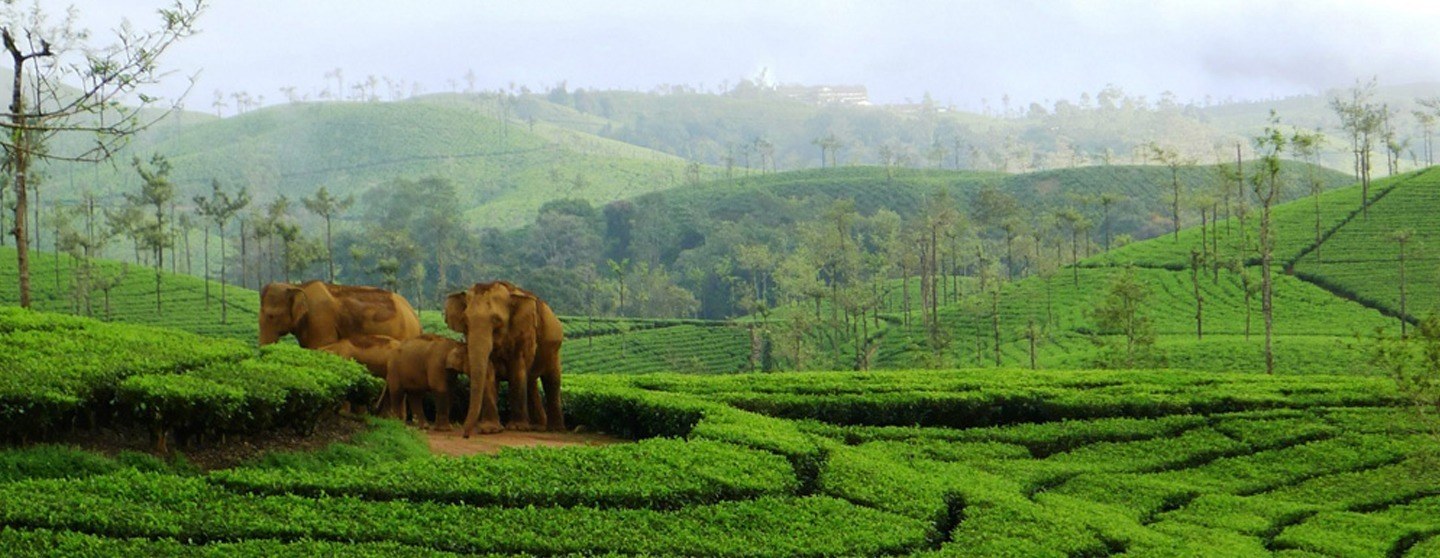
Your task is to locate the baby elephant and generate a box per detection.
[318,335,401,378]
[319,335,401,414]
[387,334,467,430]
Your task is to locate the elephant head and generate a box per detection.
[444,282,538,436]
[443,340,469,375]
[259,282,309,346]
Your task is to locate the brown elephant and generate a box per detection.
[317,335,401,378]
[386,334,471,431]
[444,281,564,437]
[259,281,422,348]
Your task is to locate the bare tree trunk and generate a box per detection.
[202,224,210,308]
[219,223,229,324]
[1191,250,1204,340]
[325,215,335,283]
[991,290,1002,366]
[1260,194,1274,375]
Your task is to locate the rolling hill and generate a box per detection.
[39,96,716,229]
[1093,166,1440,322]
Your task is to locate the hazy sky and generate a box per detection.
[62,0,1440,110]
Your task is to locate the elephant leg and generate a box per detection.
[388,382,405,421]
[505,357,534,431]
[408,393,428,428]
[478,368,503,434]
[542,370,564,431]
[463,363,504,437]
[427,363,451,432]
[535,345,564,431]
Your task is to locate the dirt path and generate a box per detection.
[425,428,625,456]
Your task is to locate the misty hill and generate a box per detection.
[612,161,1350,256]
[507,82,1440,175]
[40,96,714,229]
[474,162,1346,320]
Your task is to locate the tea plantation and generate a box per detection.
[1,309,1436,556]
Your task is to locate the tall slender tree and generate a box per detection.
[3,1,204,309]
[194,180,249,323]
[127,154,175,314]
[1251,111,1289,375]
[1290,127,1326,259]
[1149,142,1193,240]
[301,186,354,283]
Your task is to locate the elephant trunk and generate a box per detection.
[461,334,495,438]
[258,328,280,346]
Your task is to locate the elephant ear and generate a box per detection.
[444,291,468,333]
[288,288,310,326]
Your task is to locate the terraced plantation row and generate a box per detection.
[0,247,260,341]
[0,309,379,447]
[1,355,1433,556]
[1292,169,1440,321]
[871,265,1396,374]
[1090,169,1430,270]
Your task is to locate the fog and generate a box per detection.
[62,0,1440,108]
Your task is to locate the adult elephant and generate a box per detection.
[259,280,423,348]
[444,281,564,437]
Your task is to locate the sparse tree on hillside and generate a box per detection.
[1417,97,1440,166]
[1149,142,1193,240]
[608,258,630,318]
[1190,249,1204,340]
[128,154,176,314]
[263,196,292,283]
[1330,79,1383,219]
[1091,266,1154,367]
[194,180,249,323]
[1022,318,1043,370]
[301,186,354,283]
[1098,192,1120,252]
[1,1,203,309]
[1290,127,1327,260]
[1251,110,1289,375]
[1054,208,1089,287]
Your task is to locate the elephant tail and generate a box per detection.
[372,385,389,411]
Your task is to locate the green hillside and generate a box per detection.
[42,97,716,229]
[633,161,1347,238]
[1089,169,1428,269]
[1091,167,1440,322]
[0,247,260,341]
[1292,170,1440,321]
[867,266,1396,375]
[519,83,1440,176]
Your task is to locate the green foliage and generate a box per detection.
[0,247,261,341]
[0,309,377,443]
[240,417,430,471]
[0,471,932,557]
[213,438,796,509]
[1,357,1437,555]
[117,345,381,440]
[1090,266,1157,365]
[1292,169,1440,320]
[56,99,711,230]
[0,528,468,558]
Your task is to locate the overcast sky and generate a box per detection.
[61,0,1440,110]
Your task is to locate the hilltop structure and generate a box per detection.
[776,84,871,106]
